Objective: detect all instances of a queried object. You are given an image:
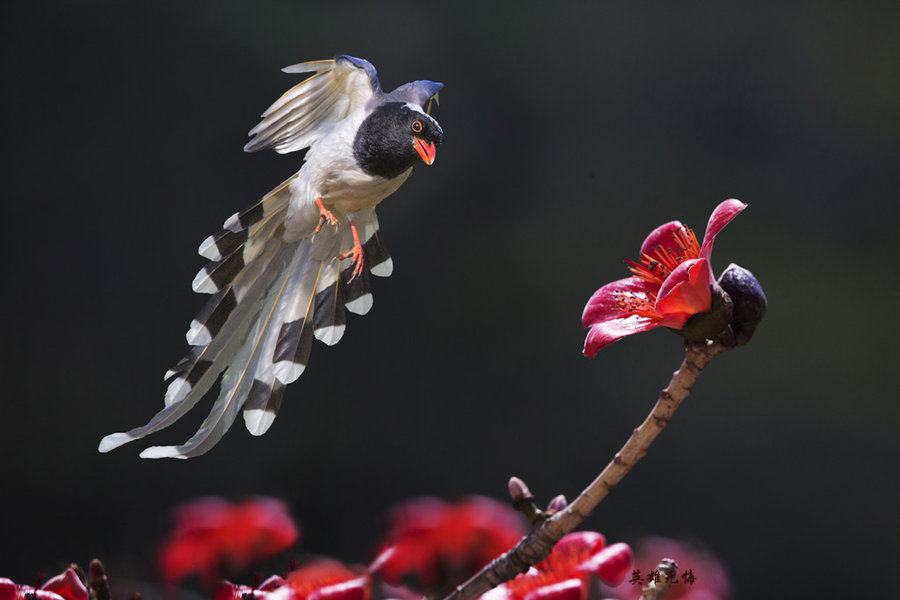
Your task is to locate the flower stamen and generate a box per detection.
[614,291,663,321]
[626,227,700,285]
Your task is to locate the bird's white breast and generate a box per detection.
[282,113,411,242]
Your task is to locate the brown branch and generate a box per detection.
[442,340,727,600]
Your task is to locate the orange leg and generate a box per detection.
[338,220,365,281]
[314,197,339,235]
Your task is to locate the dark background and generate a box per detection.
[2,1,898,597]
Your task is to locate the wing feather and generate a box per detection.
[244,55,381,155]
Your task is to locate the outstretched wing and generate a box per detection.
[244,55,381,154]
[387,80,443,109]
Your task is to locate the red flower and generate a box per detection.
[216,561,368,600]
[159,496,299,585]
[582,200,746,356]
[369,496,527,590]
[1,569,88,600]
[480,532,633,600]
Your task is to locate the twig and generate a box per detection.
[641,558,677,600]
[89,559,111,600]
[442,340,727,600]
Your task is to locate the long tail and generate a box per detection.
[98,180,392,459]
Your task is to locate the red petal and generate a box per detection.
[368,545,401,582]
[699,199,746,261]
[576,542,633,586]
[259,576,287,592]
[159,536,219,584]
[479,585,517,600]
[371,496,524,588]
[287,561,358,600]
[41,569,88,600]
[654,259,712,325]
[214,583,241,600]
[223,498,299,562]
[552,532,606,557]
[160,497,298,585]
[582,277,657,328]
[0,580,17,600]
[582,277,665,356]
[521,579,583,600]
[584,315,660,357]
[535,531,607,577]
[639,221,686,258]
[307,577,368,600]
[452,496,525,559]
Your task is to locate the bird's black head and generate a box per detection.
[353,102,444,179]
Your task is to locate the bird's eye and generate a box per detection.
[411,120,423,133]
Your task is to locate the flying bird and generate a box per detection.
[99,55,444,458]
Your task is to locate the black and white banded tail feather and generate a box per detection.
[97,183,393,459]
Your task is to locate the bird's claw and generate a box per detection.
[314,197,339,237]
[338,220,365,282]
[338,244,365,282]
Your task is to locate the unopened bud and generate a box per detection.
[508,476,532,502]
[509,476,545,524]
[88,559,106,585]
[547,494,567,512]
[718,264,766,346]
[678,282,733,342]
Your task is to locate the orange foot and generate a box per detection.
[314,197,339,235]
[338,221,365,281]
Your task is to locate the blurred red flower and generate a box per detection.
[284,561,367,600]
[369,496,527,590]
[480,532,633,600]
[600,536,732,600]
[216,561,368,600]
[0,568,88,600]
[160,496,298,585]
[582,199,746,356]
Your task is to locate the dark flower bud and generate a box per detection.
[676,282,733,342]
[718,263,767,346]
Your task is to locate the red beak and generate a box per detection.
[413,137,437,165]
